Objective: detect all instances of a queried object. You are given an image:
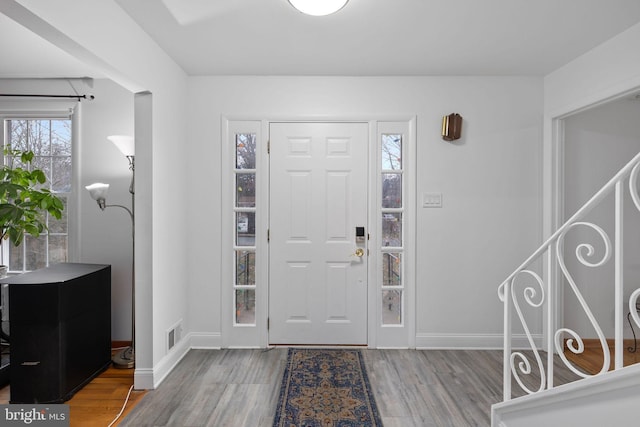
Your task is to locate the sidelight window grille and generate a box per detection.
[233,133,257,325]
[381,134,404,325]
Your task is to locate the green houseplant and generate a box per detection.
[0,148,65,268]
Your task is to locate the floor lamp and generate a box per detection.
[86,135,135,369]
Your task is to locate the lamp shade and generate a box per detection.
[288,0,348,16]
[85,183,110,201]
[107,135,135,156]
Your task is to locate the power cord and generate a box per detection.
[107,384,134,427]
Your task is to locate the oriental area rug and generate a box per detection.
[273,348,383,427]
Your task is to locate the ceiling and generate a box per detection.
[2,0,640,78]
[0,12,102,79]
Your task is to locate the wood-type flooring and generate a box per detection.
[0,361,145,427]
[1,344,638,426]
[119,348,580,427]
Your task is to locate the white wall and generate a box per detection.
[544,21,640,346]
[0,78,135,341]
[563,99,640,339]
[79,79,135,341]
[186,76,543,347]
[2,0,191,388]
[544,22,640,117]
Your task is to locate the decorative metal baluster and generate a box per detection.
[509,270,546,395]
[629,289,640,352]
[554,222,611,377]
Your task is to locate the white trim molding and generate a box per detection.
[492,362,640,426]
[416,333,543,350]
[189,332,223,349]
[133,332,221,390]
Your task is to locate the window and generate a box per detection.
[2,118,72,272]
[381,133,404,325]
[233,133,257,325]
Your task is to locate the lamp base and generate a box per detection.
[112,346,135,369]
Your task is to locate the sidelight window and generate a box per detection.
[381,134,404,325]
[233,133,257,325]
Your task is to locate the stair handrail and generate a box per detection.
[499,149,640,401]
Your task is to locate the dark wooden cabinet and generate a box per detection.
[2,263,111,403]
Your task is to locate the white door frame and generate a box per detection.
[543,86,640,354]
[221,115,416,349]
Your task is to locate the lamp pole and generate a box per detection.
[85,136,135,369]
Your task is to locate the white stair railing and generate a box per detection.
[498,150,640,401]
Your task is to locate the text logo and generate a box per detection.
[0,405,69,426]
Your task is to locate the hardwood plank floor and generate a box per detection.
[0,365,146,427]
[120,348,580,427]
[2,342,635,426]
[563,339,640,374]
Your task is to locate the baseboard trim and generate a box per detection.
[134,332,222,390]
[565,338,637,349]
[416,333,543,350]
[136,332,542,389]
[133,368,154,390]
[189,332,222,349]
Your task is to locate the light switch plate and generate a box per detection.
[422,192,442,208]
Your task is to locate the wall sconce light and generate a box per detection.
[85,135,135,369]
[442,113,463,141]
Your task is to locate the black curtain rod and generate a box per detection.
[0,94,95,101]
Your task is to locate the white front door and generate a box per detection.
[269,122,369,345]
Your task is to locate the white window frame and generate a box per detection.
[0,106,79,272]
[221,119,265,348]
[373,120,416,348]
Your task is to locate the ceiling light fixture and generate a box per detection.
[288,0,349,16]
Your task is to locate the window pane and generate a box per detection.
[48,235,68,264]
[236,133,256,169]
[382,252,402,286]
[9,244,23,271]
[236,212,256,246]
[382,213,402,247]
[235,289,255,324]
[8,120,29,152]
[31,156,52,189]
[382,173,402,208]
[382,290,402,325]
[24,235,47,271]
[52,157,72,192]
[236,173,256,208]
[51,120,72,156]
[235,250,255,286]
[382,134,402,170]
[48,196,68,234]
[30,120,51,156]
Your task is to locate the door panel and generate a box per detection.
[269,122,368,345]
